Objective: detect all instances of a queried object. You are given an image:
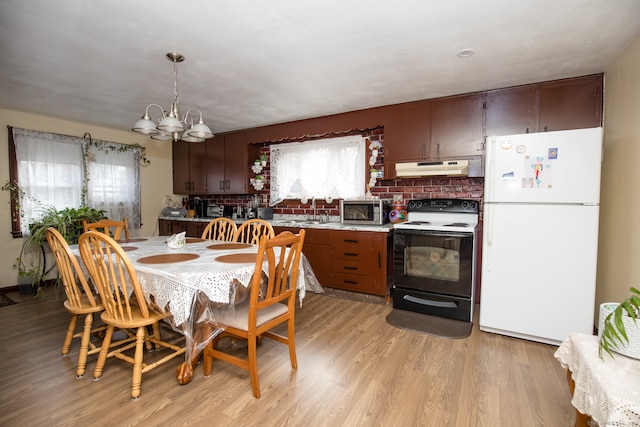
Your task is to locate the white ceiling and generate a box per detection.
[0,0,639,135]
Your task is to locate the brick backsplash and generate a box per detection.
[199,129,485,218]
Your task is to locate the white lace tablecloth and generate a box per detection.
[120,236,307,327]
[554,332,640,426]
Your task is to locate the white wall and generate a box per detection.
[0,109,173,288]
[597,35,640,306]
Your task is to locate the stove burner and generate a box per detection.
[405,221,431,225]
[445,223,469,227]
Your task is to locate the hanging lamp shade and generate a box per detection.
[187,120,213,139]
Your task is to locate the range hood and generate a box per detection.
[395,160,469,177]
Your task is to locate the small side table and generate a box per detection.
[555,333,640,426]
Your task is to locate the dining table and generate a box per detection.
[74,234,316,385]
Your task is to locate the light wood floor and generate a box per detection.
[0,288,575,426]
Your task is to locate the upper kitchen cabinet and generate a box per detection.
[384,101,431,162]
[430,93,484,159]
[206,132,248,194]
[485,85,537,136]
[383,101,430,178]
[538,74,603,132]
[485,74,603,137]
[172,140,207,194]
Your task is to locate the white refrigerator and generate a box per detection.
[479,127,603,345]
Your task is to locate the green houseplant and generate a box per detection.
[22,205,106,295]
[599,286,640,359]
[3,180,106,295]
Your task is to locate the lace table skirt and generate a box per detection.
[554,333,640,426]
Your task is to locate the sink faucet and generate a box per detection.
[311,197,316,221]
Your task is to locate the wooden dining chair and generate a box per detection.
[78,231,186,400]
[201,217,237,241]
[46,227,112,378]
[202,229,306,398]
[234,218,274,244]
[82,218,130,240]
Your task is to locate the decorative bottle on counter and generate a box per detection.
[389,200,407,223]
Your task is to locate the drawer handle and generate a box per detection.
[344,280,359,285]
[344,239,359,243]
[344,266,358,271]
[344,252,358,257]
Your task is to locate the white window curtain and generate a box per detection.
[86,147,141,233]
[270,135,365,203]
[12,128,141,236]
[13,129,84,233]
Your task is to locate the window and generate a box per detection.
[7,127,142,236]
[269,135,365,203]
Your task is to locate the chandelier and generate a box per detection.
[132,52,213,142]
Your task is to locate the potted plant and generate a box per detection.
[598,286,640,359]
[3,182,107,295]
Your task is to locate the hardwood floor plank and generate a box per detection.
[0,290,576,426]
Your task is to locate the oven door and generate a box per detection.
[393,229,474,298]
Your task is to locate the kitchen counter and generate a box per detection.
[157,215,394,233]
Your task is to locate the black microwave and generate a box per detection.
[340,199,390,225]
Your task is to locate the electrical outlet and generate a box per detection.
[262,194,268,204]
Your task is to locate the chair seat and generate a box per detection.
[224,301,289,330]
[64,295,104,315]
[100,304,169,329]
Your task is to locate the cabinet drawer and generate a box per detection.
[332,231,374,260]
[333,273,375,293]
[333,258,374,276]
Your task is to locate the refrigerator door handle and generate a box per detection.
[485,203,493,272]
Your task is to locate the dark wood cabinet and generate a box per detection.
[538,74,603,132]
[330,230,390,296]
[172,141,207,194]
[272,226,391,296]
[485,74,603,137]
[485,85,538,137]
[206,132,248,194]
[384,101,430,162]
[430,93,484,159]
[273,226,334,287]
[158,219,206,237]
[383,101,430,179]
[159,219,187,236]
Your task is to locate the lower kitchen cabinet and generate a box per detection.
[331,230,391,296]
[159,219,207,238]
[273,226,392,296]
[273,226,334,287]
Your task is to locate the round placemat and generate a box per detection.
[207,243,252,250]
[137,253,200,264]
[116,238,147,243]
[121,246,138,252]
[186,238,205,244]
[214,253,257,264]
